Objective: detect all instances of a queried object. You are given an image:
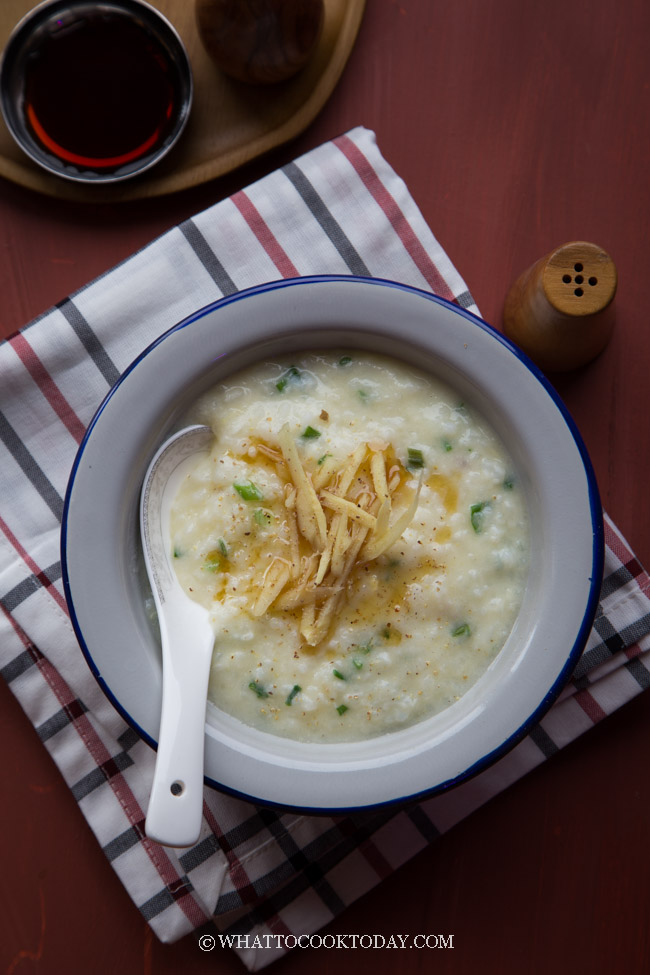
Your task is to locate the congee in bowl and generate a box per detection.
[62,276,603,811]
[170,351,529,743]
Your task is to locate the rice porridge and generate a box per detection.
[169,351,529,743]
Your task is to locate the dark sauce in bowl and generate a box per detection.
[0,1,192,183]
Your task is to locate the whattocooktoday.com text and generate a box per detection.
[199,932,455,951]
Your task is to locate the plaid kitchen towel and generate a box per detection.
[1,127,649,971]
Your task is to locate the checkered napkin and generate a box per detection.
[1,126,649,971]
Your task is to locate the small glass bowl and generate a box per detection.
[0,0,193,184]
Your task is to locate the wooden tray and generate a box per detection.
[0,0,365,201]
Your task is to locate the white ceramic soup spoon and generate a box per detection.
[139,424,214,848]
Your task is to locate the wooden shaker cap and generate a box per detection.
[503,241,617,372]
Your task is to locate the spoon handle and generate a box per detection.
[145,596,214,848]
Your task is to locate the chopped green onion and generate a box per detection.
[358,388,370,402]
[317,452,332,465]
[442,438,453,452]
[285,684,301,706]
[470,501,490,533]
[503,475,515,490]
[451,622,471,638]
[352,658,364,670]
[336,704,349,716]
[173,546,183,558]
[359,640,374,655]
[276,365,301,392]
[234,480,263,501]
[333,669,346,681]
[407,447,425,469]
[248,680,269,698]
[203,551,225,572]
[254,508,273,526]
[338,355,353,366]
[204,539,229,572]
[301,425,321,439]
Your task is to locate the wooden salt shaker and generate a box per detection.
[503,241,617,372]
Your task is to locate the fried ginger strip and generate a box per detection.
[249,427,422,645]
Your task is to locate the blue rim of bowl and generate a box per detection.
[61,274,605,814]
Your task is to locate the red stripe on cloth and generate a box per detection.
[0,599,35,649]
[574,687,608,724]
[603,518,625,563]
[603,518,616,547]
[604,520,650,598]
[28,644,209,928]
[9,333,86,444]
[0,514,68,613]
[231,191,299,278]
[636,568,650,601]
[334,133,456,302]
[625,642,644,661]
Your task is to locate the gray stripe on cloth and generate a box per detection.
[179,834,220,873]
[179,219,238,296]
[601,563,642,600]
[177,810,313,888]
[455,289,476,309]
[575,612,624,674]
[56,298,121,387]
[528,722,560,758]
[406,803,441,842]
[117,725,141,752]
[282,161,371,276]
[2,570,48,614]
[254,807,346,917]
[37,699,88,743]
[139,888,177,921]
[71,749,134,801]
[213,809,396,917]
[213,821,350,916]
[572,612,650,680]
[613,613,650,650]
[207,806,287,853]
[139,876,194,921]
[216,836,347,931]
[0,561,62,614]
[0,647,35,683]
[216,857,342,928]
[213,889,253,916]
[0,411,64,522]
[625,655,650,690]
[103,821,145,862]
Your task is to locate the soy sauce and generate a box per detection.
[23,9,179,173]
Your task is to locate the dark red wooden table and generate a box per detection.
[2,1,650,972]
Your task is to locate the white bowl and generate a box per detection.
[61,276,603,812]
